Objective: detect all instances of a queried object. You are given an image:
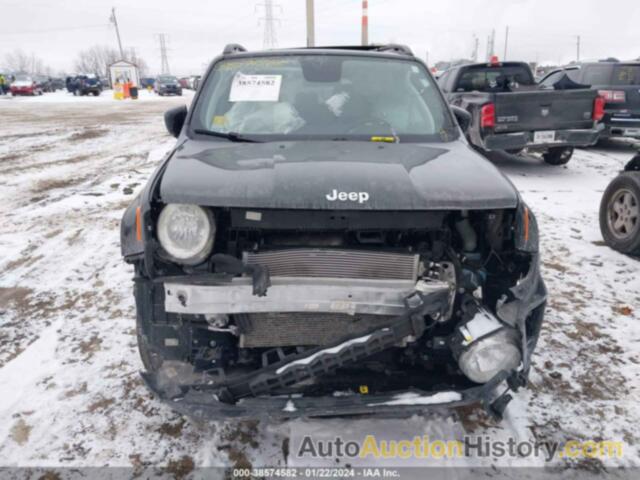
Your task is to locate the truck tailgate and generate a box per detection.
[493,89,597,133]
[606,85,640,126]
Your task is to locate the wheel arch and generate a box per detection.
[623,153,640,172]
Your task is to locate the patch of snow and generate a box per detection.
[367,391,462,407]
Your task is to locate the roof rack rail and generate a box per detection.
[223,44,247,55]
[375,44,413,56]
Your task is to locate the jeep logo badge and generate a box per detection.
[326,189,370,203]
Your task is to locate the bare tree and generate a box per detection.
[74,45,149,79]
[124,48,149,77]
[3,50,50,75]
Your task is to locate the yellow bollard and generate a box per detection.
[113,82,124,100]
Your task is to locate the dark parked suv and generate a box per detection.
[540,62,640,140]
[154,75,182,96]
[121,44,546,421]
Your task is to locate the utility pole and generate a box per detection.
[576,35,581,62]
[258,0,280,49]
[471,34,479,62]
[486,29,495,61]
[156,33,170,74]
[306,0,315,47]
[110,7,125,59]
[503,26,509,60]
[361,0,368,46]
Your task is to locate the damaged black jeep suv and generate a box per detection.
[120,44,546,420]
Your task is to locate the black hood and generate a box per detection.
[159,140,519,210]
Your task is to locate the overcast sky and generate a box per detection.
[1,0,638,76]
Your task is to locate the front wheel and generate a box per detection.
[543,146,573,165]
[599,172,640,255]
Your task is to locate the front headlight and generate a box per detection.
[457,329,521,384]
[157,204,214,265]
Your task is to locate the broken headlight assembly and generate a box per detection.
[452,308,522,384]
[157,204,215,265]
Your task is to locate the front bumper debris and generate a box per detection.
[142,369,517,421]
[142,288,522,421]
[141,252,545,422]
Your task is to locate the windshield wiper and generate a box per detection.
[193,129,261,143]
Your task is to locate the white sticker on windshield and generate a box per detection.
[229,73,282,102]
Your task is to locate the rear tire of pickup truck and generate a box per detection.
[543,147,573,166]
[599,172,640,255]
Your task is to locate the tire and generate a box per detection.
[599,172,640,255]
[543,146,574,166]
[506,148,524,155]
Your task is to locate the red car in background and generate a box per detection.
[10,74,43,96]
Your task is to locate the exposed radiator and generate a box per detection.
[243,249,419,281]
[239,312,396,347]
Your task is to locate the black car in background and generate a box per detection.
[540,62,640,141]
[50,78,65,91]
[154,75,182,96]
[140,77,156,89]
[34,76,53,93]
[67,74,103,96]
[439,60,603,165]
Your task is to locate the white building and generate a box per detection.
[108,60,140,88]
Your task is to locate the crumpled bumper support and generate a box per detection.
[141,288,520,420]
[142,369,517,421]
[148,289,449,400]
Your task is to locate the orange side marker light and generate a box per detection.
[136,206,142,241]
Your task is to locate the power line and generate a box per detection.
[486,28,495,61]
[0,24,108,35]
[471,34,479,62]
[156,33,170,74]
[257,0,281,49]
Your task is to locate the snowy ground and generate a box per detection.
[0,91,639,477]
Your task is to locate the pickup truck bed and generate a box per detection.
[439,61,603,164]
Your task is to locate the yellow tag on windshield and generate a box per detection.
[370,136,396,143]
[212,115,227,126]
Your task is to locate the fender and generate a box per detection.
[623,153,640,172]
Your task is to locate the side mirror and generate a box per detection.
[451,105,471,133]
[164,105,188,138]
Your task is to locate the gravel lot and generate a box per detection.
[0,90,638,475]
